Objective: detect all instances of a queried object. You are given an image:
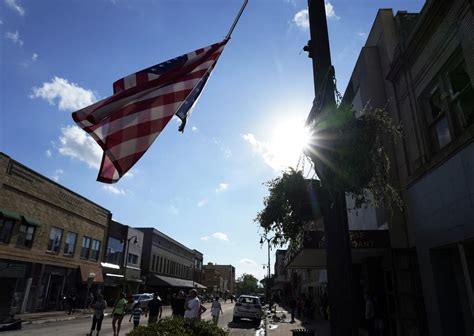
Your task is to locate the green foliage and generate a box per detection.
[255,102,403,246]
[235,273,259,295]
[255,170,322,246]
[315,103,403,210]
[127,317,228,336]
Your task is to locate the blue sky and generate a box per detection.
[0,0,424,280]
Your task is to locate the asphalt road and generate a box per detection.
[4,302,263,336]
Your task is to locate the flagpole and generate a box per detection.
[225,0,248,40]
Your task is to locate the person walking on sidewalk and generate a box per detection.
[289,297,296,323]
[88,294,107,336]
[171,291,186,318]
[210,296,223,325]
[129,303,144,329]
[111,292,127,336]
[184,289,201,319]
[147,292,163,324]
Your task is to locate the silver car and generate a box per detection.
[132,293,154,309]
[232,295,263,324]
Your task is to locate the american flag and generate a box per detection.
[72,39,228,183]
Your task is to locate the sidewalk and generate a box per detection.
[267,304,330,336]
[17,308,114,325]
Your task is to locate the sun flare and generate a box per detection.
[269,118,312,170]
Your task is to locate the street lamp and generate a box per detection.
[259,235,273,308]
[123,235,138,291]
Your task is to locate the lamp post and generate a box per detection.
[123,235,138,291]
[260,236,273,307]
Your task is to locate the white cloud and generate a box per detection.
[212,137,232,159]
[211,232,229,241]
[191,126,198,132]
[102,185,126,195]
[32,53,38,61]
[292,2,339,29]
[197,199,208,207]
[31,77,98,112]
[325,2,339,20]
[241,133,282,171]
[45,149,52,158]
[57,125,102,169]
[201,236,210,241]
[51,169,64,182]
[5,31,23,46]
[293,9,309,29]
[123,169,137,179]
[215,183,229,193]
[5,0,25,16]
[239,258,257,266]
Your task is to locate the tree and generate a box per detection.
[235,273,259,295]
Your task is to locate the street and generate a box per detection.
[4,302,264,336]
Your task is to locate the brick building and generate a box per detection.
[0,153,111,317]
[202,263,235,295]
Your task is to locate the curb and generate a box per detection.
[22,313,111,326]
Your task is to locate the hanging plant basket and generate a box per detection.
[308,102,403,209]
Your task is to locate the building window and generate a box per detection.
[16,222,36,248]
[105,237,123,265]
[90,239,101,261]
[47,227,63,252]
[81,236,91,258]
[422,53,474,154]
[127,253,138,265]
[64,231,77,256]
[0,217,14,244]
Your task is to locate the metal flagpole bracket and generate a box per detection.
[225,0,249,40]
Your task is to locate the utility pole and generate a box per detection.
[305,0,356,335]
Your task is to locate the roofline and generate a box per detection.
[137,227,197,254]
[0,152,111,213]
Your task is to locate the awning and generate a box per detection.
[0,208,22,221]
[21,215,41,226]
[80,264,104,283]
[148,274,206,289]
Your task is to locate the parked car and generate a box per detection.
[232,295,263,324]
[132,293,154,309]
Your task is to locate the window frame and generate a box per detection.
[63,231,77,256]
[421,50,473,156]
[0,216,15,244]
[16,222,36,248]
[127,253,138,265]
[47,226,63,253]
[90,239,101,261]
[81,236,92,259]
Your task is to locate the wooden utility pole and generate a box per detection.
[305,0,356,335]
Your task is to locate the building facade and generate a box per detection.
[385,1,474,335]
[0,153,110,318]
[139,228,205,302]
[202,263,236,295]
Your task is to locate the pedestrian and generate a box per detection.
[88,294,107,336]
[210,296,223,325]
[321,293,329,320]
[365,293,375,336]
[171,291,186,318]
[112,292,127,336]
[184,289,201,319]
[87,292,95,313]
[289,297,296,323]
[129,303,144,329]
[147,292,163,324]
[68,293,77,315]
[296,296,304,318]
[230,294,234,303]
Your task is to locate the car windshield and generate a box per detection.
[239,297,259,305]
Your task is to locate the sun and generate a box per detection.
[269,118,312,170]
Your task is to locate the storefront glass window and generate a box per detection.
[81,236,91,258]
[90,239,101,261]
[105,237,123,265]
